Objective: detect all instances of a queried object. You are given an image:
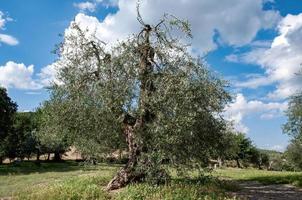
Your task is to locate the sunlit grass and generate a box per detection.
[1,161,237,200]
[215,168,302,187]
[2,162,302,200]
[0,161,118,198]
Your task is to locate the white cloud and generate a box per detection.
[224,93,287,133]
[0,61,62,90]
[0,33,19,45]
[74,1,99,12]
[0,10,19,46]
[227,13,302,100]
[70,0,280,53]
[38,63,61,86]
[0,61,41,90]
[38,0,281,94]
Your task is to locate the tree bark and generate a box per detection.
[107,25,155,191]
[236,159,242,168]
[53,151,61,161]
[36,150,40,161]
[106,124,144,190]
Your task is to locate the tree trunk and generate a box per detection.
[47,153,50,161]
[0,157,2,165]
[36,150,40,161]
[218,157,223,168]
[106,124,144,190]
[53,151,61,161]
[107,24,155,191]
[236,159,242,168]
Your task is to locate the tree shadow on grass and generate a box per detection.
[0,160,108,176]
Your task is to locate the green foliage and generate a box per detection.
[0,87,17,162]
[13,112,39,160]
[221,132,269,168]
[284,94,302,140]
[44,13,231,181]
[285,139,302,171]
[36,97,71,160]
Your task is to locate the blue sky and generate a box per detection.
[1,0,302,151]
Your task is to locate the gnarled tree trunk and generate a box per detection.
[107,24,155,191]
[106,124,144,190]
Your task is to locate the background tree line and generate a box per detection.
[0,87,69,163]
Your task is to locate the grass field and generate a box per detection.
[215,168,302,187]
[1,161,302,200]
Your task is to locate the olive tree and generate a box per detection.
[36,91,71,161]
[284,92,302,170]
[48,8,231,190]
[284,93,302,140]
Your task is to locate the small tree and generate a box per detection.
[36,95,70,162]
[47,7,231,189]
[13,112,39,160]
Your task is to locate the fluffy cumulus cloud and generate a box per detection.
[0,10,18,46]
[0,61,62,90]
[0,61,41,90]
[227,13,302,100]
[37,0,280,87]
[224,93,288,133]
[70,0,280,53]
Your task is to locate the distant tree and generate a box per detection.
[285,139,302,171]
[224,132,267,168]
[46,7,231,189]
[0,87,17,164]
[283,83,302,171]
[13,112,39,160]
[232,133,252,168]
[218,129,241,162]
[284,93,302,140]
[249,148,269,169]
[36,96,70,162]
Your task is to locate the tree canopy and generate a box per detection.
[43,8,231,189]
[0,87,17,163]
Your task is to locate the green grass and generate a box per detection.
[116,178,238,200]
[0,161,118,198]
[3,162,302,200]
[0,161,236,200]
[215,168,302,187]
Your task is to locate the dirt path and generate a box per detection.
[230,181,302,200]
